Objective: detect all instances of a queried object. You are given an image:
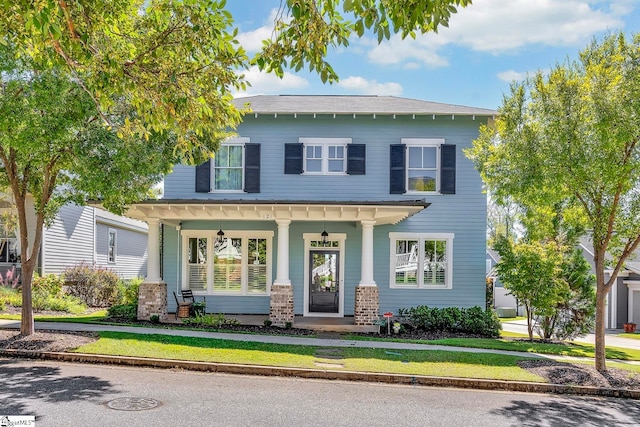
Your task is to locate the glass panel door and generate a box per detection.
[309,250,339,313]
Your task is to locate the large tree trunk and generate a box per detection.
[594,283,607,372]
[20,260,36,335]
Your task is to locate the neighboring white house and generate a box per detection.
[0,195,148,281]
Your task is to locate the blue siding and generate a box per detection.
[162,113,488,314]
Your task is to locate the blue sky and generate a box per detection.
[226,0,640,110]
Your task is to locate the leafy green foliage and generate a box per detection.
[31,273,86,313]
[182,313,240,328]
[465,31,640,370]
[107,304,138,320]
[63,263,121,307]
[397,305,501,337]
[116,277,143,306]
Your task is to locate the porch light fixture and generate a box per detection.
[321,228,329,246]
[216,228,225,243]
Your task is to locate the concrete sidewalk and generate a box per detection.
[501,319,640,350]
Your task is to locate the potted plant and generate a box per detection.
[623,322,637,333]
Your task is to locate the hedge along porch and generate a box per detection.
[129,200,427,325]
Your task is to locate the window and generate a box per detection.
[390,140,456,194]
[183,231,273,295]
[108,230,116,263]
[404,139,442,192]
[389,232,453,289]
[195,138,261,193]
[300,138,350,174]
[0,238,18,263]
[214,143,244,191]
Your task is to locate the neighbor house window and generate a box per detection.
[183,231,273,295]
[0,238,18,263]
[108,229,117,263]
[300,138,350,174]
[389,232,453,289]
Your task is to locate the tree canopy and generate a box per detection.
[466,31,640,371]
[0,0,472,162]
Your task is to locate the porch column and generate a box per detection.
[359,220,377,286]
[271,219,293,325]
[138,218,167,321]
[355,220,379,326]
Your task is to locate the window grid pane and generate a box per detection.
[424,239,446,286]
[394,239,418,285]
[213,238,243,293]
[214,145,243,190]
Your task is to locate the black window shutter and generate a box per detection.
[440,144,456,194]
[244,144,261,193]
[195,160,211,193]
[389,144,406,194]
[284,143,303,174]
[346,144,366,175]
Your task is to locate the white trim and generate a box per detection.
[626,281,640,324]
[389,232,454,289]
[107,228,117,264]
[302,232,346,318]
[299,137,351,175]
[181,229,274,296]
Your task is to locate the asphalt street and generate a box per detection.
[2,358,640,427]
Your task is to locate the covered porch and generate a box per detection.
[127,199,428,326]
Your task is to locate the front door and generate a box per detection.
[308,250,339,314]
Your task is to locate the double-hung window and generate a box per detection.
[195,137,261,194]
[183,231,273,295]
[390,138,455,195]
[0,237,18,263]
[389,232,453,289]
[213,138,247,191]
[300,138,350,174]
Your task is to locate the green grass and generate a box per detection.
[499,316,527,322]
[344,334,640,361]
[618,332,640,340]
[0,310,109,322]
[74,331,545,382]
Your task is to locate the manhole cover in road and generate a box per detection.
[106,397,161,411]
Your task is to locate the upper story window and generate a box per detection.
[195,137,261,194]
[390,139,456,195]
[285,139,365,175]
[214,144,244,191]
[300,138,350,175]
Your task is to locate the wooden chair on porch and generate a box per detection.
[180,289,206,316]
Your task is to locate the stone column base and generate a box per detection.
[354,285,379,325]
[137,281,168,321]
[270,284,294,325]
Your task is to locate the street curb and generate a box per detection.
[2,349,639,400]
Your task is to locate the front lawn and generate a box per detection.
[75,331,545,382]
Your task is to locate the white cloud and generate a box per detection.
[496,70,528,83]
[236,9,282,52]
[364,0,630,67]
[337,76,403,96]
[234,66,310,97]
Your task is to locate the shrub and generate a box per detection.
[30,273,86,313]
[150,314,160,324]
[63,263,121,307]
[107,304,137,320]
[398,305,501,337]
[182,313,239,327]
[0,286,21,308]
[116,277,143,306]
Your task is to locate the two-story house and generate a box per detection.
[129,95,496,326]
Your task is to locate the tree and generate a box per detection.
[494,236,567,340]
[0,0,472,161]
[465,32,640,371]
[0,47,176,335]
[1,0,474,335]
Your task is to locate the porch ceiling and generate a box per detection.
[126,199,429,225]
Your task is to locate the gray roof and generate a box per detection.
[233,95,497,117]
